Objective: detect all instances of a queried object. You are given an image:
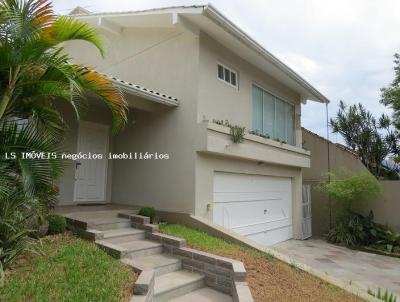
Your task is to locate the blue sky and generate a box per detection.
[53,0,400,141]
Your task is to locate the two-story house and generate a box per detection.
[58,5,329,246]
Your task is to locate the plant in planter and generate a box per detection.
[138,207,156,223]
[212,119,246,143]
[248,129,270,139]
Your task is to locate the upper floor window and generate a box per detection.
[252,85,295,145]
[217,63,238,88]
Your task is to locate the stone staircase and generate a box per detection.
[66,212,239,302]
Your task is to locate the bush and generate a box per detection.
[138,207,156,223]
[318,171,381,211]
[47,214,66,235]
[327,211,400,253]
[326,212,378,246]
[0,190,39,278]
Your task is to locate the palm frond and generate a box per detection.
[43,16,104,56]
[77,69,128,133]
[0,119,65,196]
[0,0,54,43]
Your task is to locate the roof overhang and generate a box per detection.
[75,4,329,104]
[109,76,179,107]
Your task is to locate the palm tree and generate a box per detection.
[0,0,128,276]
[0,0,128,136]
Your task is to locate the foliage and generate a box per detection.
[138,207,156,223]
[0,0,127,278]
[0,233,134,302]
[368,288,397,302]
[0,119,64,199]
[318,171,381,211]
[47,214,66,235]
[249,129,270,139]
[327,211,400,255]
[0,190,41,280]
[330,101,398,178]
[0,0,128,137]
[0,117,64,276]
[213,119,246,143]
[382,230,400,253]
[327,211,382,246]
[380,53,400,163]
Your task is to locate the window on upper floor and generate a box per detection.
[217,63,238,88]
[252,85,295,145]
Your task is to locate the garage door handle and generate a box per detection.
[264,209,268,214]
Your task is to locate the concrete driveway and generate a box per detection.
[271,239,400,299]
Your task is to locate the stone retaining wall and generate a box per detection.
[130,214,253,302]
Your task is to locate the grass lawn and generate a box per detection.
[160,224,364,302]
[0,232,135,302]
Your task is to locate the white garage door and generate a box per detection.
[213,172,293,246]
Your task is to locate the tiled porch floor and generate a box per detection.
[271,238,400,298]
[54,204,140,224]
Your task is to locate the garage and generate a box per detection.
[213,172,293,246]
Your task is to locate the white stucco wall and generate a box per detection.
[59,24,308,237]
[197,32,303,148]
[63,27,200,212]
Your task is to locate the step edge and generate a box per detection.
[102,229,145,239]
[154,273,205,296]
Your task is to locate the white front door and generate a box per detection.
[213,172,293,246]
[74,122,109,203]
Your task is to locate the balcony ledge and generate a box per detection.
[197,122,311,168]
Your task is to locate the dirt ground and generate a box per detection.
[212,247,364,302]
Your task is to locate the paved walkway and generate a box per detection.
[271,239,400,298]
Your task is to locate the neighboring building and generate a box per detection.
[58,5,329,246]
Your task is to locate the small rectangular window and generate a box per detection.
[224,68,230,82]
[231,72,236,86]
[218,64,224,80]
[217,63,238,88]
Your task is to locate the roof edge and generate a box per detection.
[203,4,329,103]
[71,4,329,103]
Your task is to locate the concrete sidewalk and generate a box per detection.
[272,238,400,299]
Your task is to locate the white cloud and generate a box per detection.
[53,0,400,141]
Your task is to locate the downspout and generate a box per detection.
[326,102,332,229]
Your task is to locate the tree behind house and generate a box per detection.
[330,101,398,179]
[380,53,400,163]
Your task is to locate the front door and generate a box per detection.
[74,122,109,203]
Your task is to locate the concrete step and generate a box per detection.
[168,287,233,302]
[154,270,205,302]
[117,210,139,219]
[102,227,145,242]
[92,219,131,231]
[122,253,182,276]
[119,240,163,258]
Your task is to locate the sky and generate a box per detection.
[53,0,400,141]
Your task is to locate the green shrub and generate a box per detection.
[318,171,381,210]
[47,214,66,235]
[0,190,40,279]
[138,207,156,223]
[326,211,400,253]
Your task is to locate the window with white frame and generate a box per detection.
[252,85,295,145]
[217,63,238,88]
